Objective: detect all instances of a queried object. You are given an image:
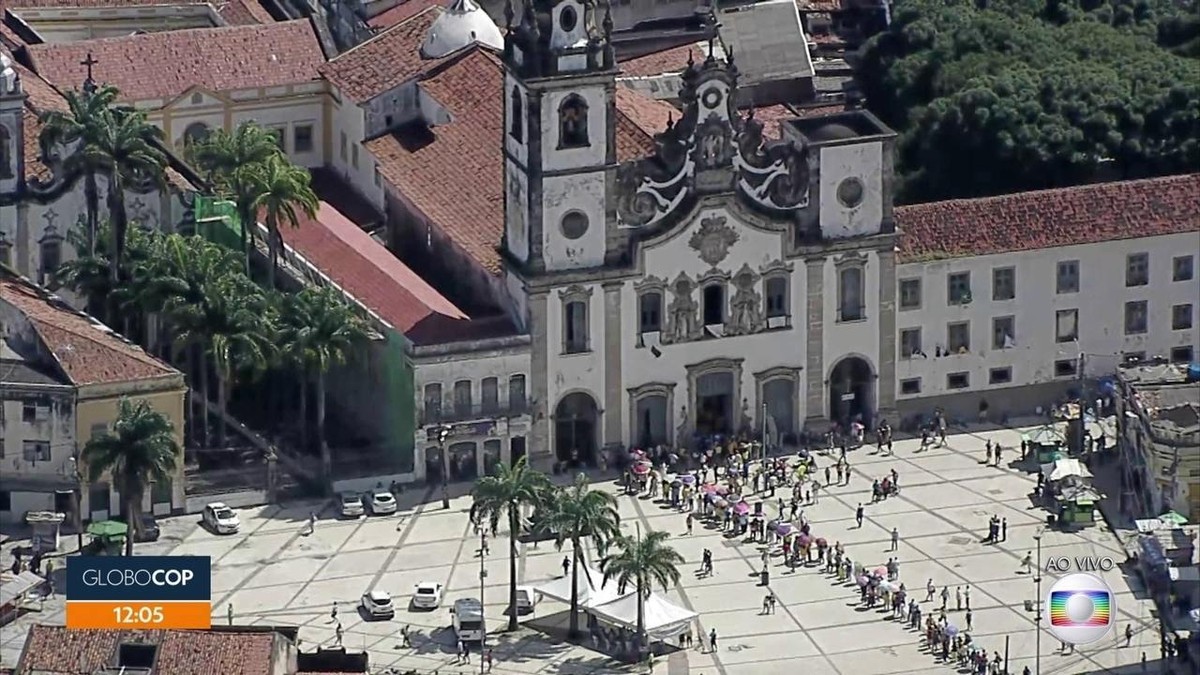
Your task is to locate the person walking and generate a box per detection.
[856,504,865,528]
[890,527,899,551]
[686,512,694,535]
[824,466,832,485]
[842,461,851,485]
[307,511,317,535]
[964,586,971,610]
[329,603,338,623]
[762,594,772,615]
[562,556,570,577]
[941,586,950,611]
[709,628,718,654]
[1000,518,1008,542]
[227,603,234,626]
[965,609,973,631]
[955,586,963,611]
[1125,624,1134,647]
[401,624,412,648]
[461,640,471,664]
[1021,551,1033,574]
[485,648,494,672]
[925,579,936,602]
[334,622,344,646]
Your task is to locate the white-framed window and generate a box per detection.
[764,276,788,319]
[992,316,1015,350]
[1125,253,1148,287]
[639,291,662,333]
[947,272,971,305]
[1056,260,1079,294]
[294,125,314,153]
[992,267,1015,301]
[900,328,922,358]
[947,321,970,353]
[838,267,865,321]
[1124,300,1147,335]
[1172,303,1193,330]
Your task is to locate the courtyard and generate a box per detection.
[0,423,1167,674]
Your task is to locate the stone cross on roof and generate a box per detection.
[80,52,98,95]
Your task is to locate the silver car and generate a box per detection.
[360,590,395,619]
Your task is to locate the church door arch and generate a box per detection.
[829,356,874,428]
[695,371,735,436]
[762,378,796,443]
[554,392,599,466]
[634,394,669,448]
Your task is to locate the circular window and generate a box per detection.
[561,211,589,240]
[701,88,723,109]
[559,5,578,32]
[836,177,865,208]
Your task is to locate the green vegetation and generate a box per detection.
[82,398,180,555]
[859,0,1200,203]
[600,529,685,646]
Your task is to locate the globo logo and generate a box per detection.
[81,569,196,587]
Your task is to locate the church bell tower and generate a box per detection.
[0,54,25,201]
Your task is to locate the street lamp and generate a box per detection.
[67,456,84,551]
[1033,529,1044,675]
[438,426,451,510]
[479,528,487,675]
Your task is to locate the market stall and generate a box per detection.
[589,591,697,641]
[1024,425,1067,464]
[1056,484,1103,525]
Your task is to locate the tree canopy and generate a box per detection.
[858,0,1200,203]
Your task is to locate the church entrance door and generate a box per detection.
[829,357,873,429]
[695,372,734,436]
[554,392,599,466]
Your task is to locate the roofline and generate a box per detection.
[325,5,442,65]
[75,372,188,399]
[895,173,1200,214]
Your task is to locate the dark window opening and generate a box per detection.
[988,367,1012,385]
[559,95,589,148]
[1054,359,1077,378]
[765,277,788,318]
[1170,346,1194,363]
[510,86,523,143]
[639,292,662,332]
[118,643,158,669]
[947,372,970,390]
[565,300,588,353]
[900,378,921,395]
[702,284,724,326]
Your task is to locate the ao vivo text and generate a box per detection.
[1045,555,1117,573]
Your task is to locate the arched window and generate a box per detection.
[0,125,12,179]
[509,86,523,143]
[182,122,210,145]
[558,95,589,148]
[838,267,864,322]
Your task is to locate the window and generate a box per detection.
[900,378,921,395]
[564,300,588,353]
[558,95,589,148]
[90,423,107,439]
[385,114,394,128]
[838,267,864,321]
[947,272,972,305]
[560,211,589,239]
[1172,303,1193,330]
[764,276,788,319]
[992,267,1015,301]
[453,380,472,415]
[1055,309,1078,343]
[423,384,442,421]
[1126,253,1148,287]
[988,367,1012,385]
[1171,346,1195,363]
[22,440,50,462]
[1124,300,1147,335]
[900,328,922,358]
[182,122,209,145]
[0,125,13,178]
[1173,255,1194,282]
[947,321,970,353]
[947,372,970,389]
[702,284,725,326]
[639,292,662,332]
[1054,359,1077,377]
[898,278,921,310]
[0,491,10,512]
[508,375,527,411]
[1056,260,1079,294]
[339,131,347,161]
[992,316,1015,350]
[294,125,314,153]
[509,86,523,143]
[481,377,499,413]
[22,400,48,423]
[190,92,203,105]
[151,478,172,505]
[89,483,110,513]
[268,126,286,151]
[351,144,359,170]
[39,237,62,284]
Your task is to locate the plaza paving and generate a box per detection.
[0,423,1169,674]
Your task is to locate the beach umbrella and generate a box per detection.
[776,523,796,536]
[943,624,959,638]
[86,520,128,538]
[734,501,751,516]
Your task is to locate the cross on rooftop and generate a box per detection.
[80,52,97,95]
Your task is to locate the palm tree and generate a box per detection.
[471,457,552,631]
[81,397,180,556]
[250,154,319,289]
[600,529,684,647]
[38,85,125,256]
[539,475,621,637]
[185,123,284,273]
[278,286,369,487]
[200,274,276,447]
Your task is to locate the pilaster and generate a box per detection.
[528,290,552,461]
[16,201,30,275]
[876,248,898,418]
[804,257,825,424]
[602,281,623,449]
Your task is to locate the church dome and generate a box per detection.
[422,0,504,60]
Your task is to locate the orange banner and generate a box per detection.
[67,601,212,629]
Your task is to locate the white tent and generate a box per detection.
[534,566,629,608]
[590,591,698,640]
[1042,458,1093,481]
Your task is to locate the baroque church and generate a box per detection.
[498,0,898,461]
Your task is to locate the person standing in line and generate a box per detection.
[891,527,900,551]
[1001,518,1008,542]
[856,504,865,528]
[965,609,973,631]
[964,586,971,610]
[925,579,936,602]
[686,512,694,535]
[561,556,570,577]
[956,586,963,611]
[708,628,718,653]
[941,586,950,611]
[825,466,832,485]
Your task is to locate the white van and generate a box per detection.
[514,586,540,614]
[451,598,485,642]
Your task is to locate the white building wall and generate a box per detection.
[545,280,607,448]
[818,141,884,240]
[539,85,608,173]
[820,249,882,414]
[0,394,76,525]
[541,172,607,270]
[894,232,1200,407]
[330,90,387,212]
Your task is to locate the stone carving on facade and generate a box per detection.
[677,405,690,448]
[663,273,699,344]
[688,215,739,267]
[736,107,811,212]
[694,116,733,171]
[727,263,762,336]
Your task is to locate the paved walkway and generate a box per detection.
[0,424,1173,673]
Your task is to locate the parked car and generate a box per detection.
[515,586,540,614]
[369,490,397,515]
[359,590,395,620]
[451,598,485,642]
[410,582,443,609]
[340,493,365,518]
[202,503,240,534]
[135,514,160,542]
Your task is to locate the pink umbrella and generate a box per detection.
[775,522,796,536]
[856,575,870,587]
[701,483,719,493]
[797,533,813,546]
[632,463,651,476]
[734,502,751,516]
[713,498,729,509]
[714,485,730,496]
[873,566,887,578]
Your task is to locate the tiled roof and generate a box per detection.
[795,0,844,11]
[216,0,274,25]
[367,0,443,29]
[279,201,471,340]
[895,174,1200,263]
[618,43,695,78]
[0,271,180,387]
[14,626,277,675]
[320,6,445,103]
[366,47,669,276]
[27,19,324,102]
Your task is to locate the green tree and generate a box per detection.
[470,457,552,631]
[200,274,276,447]
[250,154,319,289]
[600,529,684,647]
[81,398,180,556]
[539,475,621,637]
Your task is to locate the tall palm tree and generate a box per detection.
[38,85,125,256]
[185,123,283,273]
[200,274,276,447]
[540,475,621,637]
[600,529,684,647]
[278,286,369,487]
[250,154,319,289]
[471,457,552,631]
[81,397,180,556]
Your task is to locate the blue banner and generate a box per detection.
[66,556,211,602]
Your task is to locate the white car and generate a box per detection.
[339,493,365,518]
[203,503,240,534]
[410,582,443,609]
[359,590,395,620]
[369,490,397,515]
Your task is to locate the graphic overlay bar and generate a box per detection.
[66,556,211,629]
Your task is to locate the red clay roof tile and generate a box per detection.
[895,174,1200,263]
[27,19,324,102]
[320,6,445,103]
[280,201,470,339]
[618,43,696,78]
[216,0,274,25]
[14,625,277,675]
[1,272,181,387]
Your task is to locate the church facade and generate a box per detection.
[498,0,898,463]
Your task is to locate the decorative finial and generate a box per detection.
[687,48,694,68]
[602,0,613,36]
[504,0,514,29]
[726,44,734,67]
[666,114,674,130]
[80,52,98,95]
